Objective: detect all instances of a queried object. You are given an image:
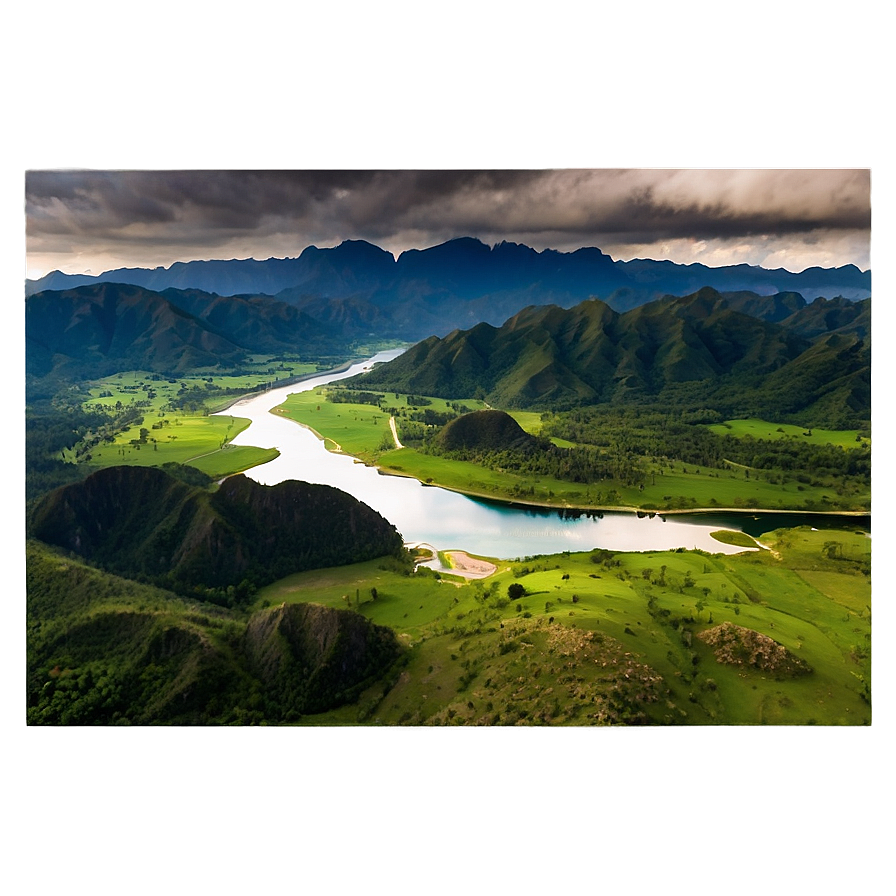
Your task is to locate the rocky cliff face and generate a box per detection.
[244,602,402,716]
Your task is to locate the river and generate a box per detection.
[214,350,869,559]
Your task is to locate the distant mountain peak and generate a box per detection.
[26,238,871,340]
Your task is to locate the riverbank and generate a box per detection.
[369,457,870,522]
[266,369,869,520]
[210,359,360,414]
[217,350,869,557]
[407,543,500,578]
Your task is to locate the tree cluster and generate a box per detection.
[540,406,870,489]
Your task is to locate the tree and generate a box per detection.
[507,582,525,601]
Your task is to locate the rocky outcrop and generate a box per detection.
[697,622,811,677]
[244,603,402,716]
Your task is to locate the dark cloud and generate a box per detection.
[25,169,871,276]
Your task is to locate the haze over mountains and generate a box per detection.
[27,237,871,341]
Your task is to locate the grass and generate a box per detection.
[707,418,869,448]
[185,446,280,478]
[87,414,250,465]
[72,358,318,478]
[508,410,576,448]
[269,388,869,513]
[274,389,395,459]
[710,530,760,548]
[506,410,543,432]
[256,556,465,639]
[30,506,870,726]
[82,358,320,413]
[274,388,489,459]
[257,525,871,725]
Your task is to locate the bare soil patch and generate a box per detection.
[444,551,497,578]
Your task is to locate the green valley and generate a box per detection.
[24,240,872,728]
[26,524,871,726]
[27,357,335,497]
[273,386,870,513]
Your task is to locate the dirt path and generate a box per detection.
[389,416,404,449]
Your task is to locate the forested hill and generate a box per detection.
[28,466,404,604]
[26,539,404,724]
[25,282,345,386]
[354,288,870,427]
[436,410,542,453]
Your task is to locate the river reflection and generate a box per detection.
[214,351,867,559]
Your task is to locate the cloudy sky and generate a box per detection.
[24,168,871,280]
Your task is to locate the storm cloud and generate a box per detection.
[25,169,871,278]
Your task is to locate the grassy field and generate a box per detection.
[72,358,317,478]
[183,445,280,478]
[379,449,868,511]
[707,417,869,448]
[710,530,760,548]
[274,389,397,458]
[81,359,320,414]
[255,525,871,725]
[272,388,870,512]
[83,409,279,476]
[275,388,489,458]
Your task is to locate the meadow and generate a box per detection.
[273,388,870,513]
[72,357,317,477]
[256,525,871,725]
[707,417,868,448]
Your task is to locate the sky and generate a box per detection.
[24,168,871,280]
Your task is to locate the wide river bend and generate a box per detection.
[214,350,869,560]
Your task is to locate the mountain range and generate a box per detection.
[27,272,870,428]
[354,288,870,427]
[27,237,871,341]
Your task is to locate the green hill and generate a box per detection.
[25,282,344,389]
[26,540,402,725]
[355,289,870,426]
[435,409,540,453]
[28,465,404,602]
[244,602,402,716]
